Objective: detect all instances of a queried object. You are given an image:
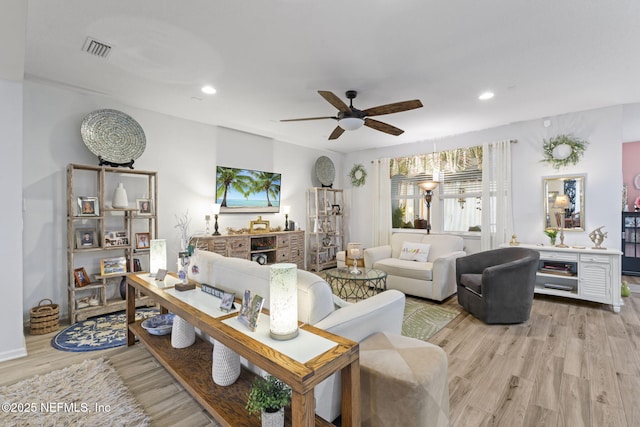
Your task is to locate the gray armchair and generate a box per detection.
[455,247,540,324]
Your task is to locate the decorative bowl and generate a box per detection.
[141,313,175,336]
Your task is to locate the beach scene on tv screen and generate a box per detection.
[216,166,281,213]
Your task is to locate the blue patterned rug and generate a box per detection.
[51,308,159,352]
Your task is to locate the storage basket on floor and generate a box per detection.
[30,298,60,335]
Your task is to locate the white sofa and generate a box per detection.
[364,233,465,301]
[187,249,406,423]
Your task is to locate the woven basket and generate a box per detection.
[30,298,59,335]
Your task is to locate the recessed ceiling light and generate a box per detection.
[478,91,494,100]
[201,85,217,95]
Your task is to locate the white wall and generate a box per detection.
[22,80,342,322]
[344,105,626,252]
[0,79,27,361]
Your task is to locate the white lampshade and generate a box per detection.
[212,203,221,215]
[283,205,291,215]
[338,117,364,131]
[554,194,570,208]
[269,263,298,340]
[149,239,167,277]
[419,180,440,192]
[112,183,129,208]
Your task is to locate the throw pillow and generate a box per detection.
[398,242,431,262]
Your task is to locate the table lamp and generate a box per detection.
[212,203,221,236]
[269,263,299,340]
[283,205,291,231]
[553,194,570,247]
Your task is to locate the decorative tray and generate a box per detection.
[141,313,175,335]
[81,109,146,163]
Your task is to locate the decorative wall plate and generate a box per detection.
[315,156,335,187]
[81,109,146,164]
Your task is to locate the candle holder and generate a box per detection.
[347,243,364,275]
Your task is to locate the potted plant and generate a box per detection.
[246,375,291,427]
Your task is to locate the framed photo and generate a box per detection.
[76,228,98,248]
[219,291,235,312]
[77,196,99,216]
[135,232,151,249]
[100,256,127,276]
[625,216,637,228]
[136,199,153,215]
[238,290,264,331]
[331,204,341,215]
[105,230,129,247]
[73,267,91,287]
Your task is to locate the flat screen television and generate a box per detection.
[216,166,281,213]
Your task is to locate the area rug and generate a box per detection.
[51,308,158,352]
[0,358,149,426]
[402,297,461,341]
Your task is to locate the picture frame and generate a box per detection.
[136,198,153,215]
[625,216,637,228]
[135,232,151,249]
[77,196,99,216]
[219,291,236,312]
[73,267,91,287]
[100,256,127,276]
[75,228,98,248]
[238,290,264,331]
[104,230,129,247]
[331,204,341,215]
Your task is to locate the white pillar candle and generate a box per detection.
[269,263,299,340]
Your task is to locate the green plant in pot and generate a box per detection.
[544,228,558,245]
[246,375,291,427]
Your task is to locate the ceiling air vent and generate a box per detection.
[82,37,112,59]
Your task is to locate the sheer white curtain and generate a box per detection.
[372,158,392,246]
[481,140,514,250]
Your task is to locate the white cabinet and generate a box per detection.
[503,244,622,312]
[307,188,344,271]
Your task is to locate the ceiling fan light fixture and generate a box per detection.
[338,117,364,131]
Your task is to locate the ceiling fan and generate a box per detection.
[281,90,423,140]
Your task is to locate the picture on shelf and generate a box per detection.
[104,230,129,247]
[135,232,151,249]
[238,290,264,331]
[75,228,98,248]
[100,256,127,276]
[219,291,235,312]
[331,204,341,215]
[74,267,91,287]
[136,199,153,215]
[625,216,637,228]
[77,196,99,216]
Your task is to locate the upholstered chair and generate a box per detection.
[455,247,540,324]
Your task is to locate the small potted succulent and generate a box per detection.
[246,375,291,427]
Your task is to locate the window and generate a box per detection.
[390,147,483,232]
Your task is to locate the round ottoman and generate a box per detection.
[360,332,449,427]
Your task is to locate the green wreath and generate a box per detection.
[349,163,367,187]
[540,134,588,170]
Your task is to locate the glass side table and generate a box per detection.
[324,268,388,302]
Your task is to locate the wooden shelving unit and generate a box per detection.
[66,163,158,322]
[307,188,344,271]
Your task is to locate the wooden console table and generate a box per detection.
[126,273,360,426]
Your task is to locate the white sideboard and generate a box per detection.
[500,243,623,313]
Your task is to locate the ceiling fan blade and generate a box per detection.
[364,118,404,136]
[318,90,351,113]
[328,126,345,140]
[363,99,423,117]
[280,116,337,122]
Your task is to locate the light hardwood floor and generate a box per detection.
[2,282,639,426]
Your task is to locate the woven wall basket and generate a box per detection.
[30,298,59,335]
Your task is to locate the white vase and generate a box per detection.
[212,340,241,386]
[261,408,285,427]
[112,183,129,208]
[171,315,195,348]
